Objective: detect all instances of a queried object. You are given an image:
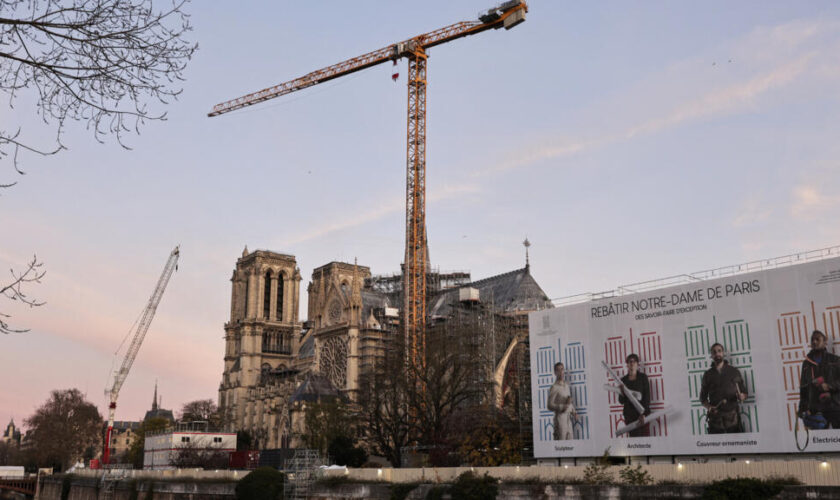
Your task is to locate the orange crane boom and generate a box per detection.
[209,1,527,374]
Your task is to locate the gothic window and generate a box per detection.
[319,336,348,389]
[263,271,272,318]
[276,274,284,320]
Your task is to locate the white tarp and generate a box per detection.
[530,255,840,457]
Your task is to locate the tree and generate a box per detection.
[236,430,252,451]
[356,343,413,468]
[1,254,45,334]
[0,441,20,465]
[456,411,521,466]
[409,325,483,452]
[0,0,198,179]
[125,416,169,469]
[178,398,226,429]
[357,313,494,467]
[24,388,102,471]
[327,435,367,468]
[301,398,354,456]
[1,0,197,334]
[170,441,228,469]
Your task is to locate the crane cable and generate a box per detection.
[105,306,144,396]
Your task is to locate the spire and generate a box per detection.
[351,258,362,302]
[351,258,362,324]
[242,245,249,257]
[523,237,531,270]
[152,380,159,411]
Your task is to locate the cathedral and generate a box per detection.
[218,247,552,450]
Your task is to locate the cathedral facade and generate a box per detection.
[218,247,551,450]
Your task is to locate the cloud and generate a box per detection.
[791,184,839,219]
[732,196,772,228]
[277,182,480,246]
[466,18,838,178]
[623,55,812,140]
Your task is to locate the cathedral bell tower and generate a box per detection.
[219,248,302,431]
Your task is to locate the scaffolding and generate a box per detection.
[283,449,322,500]
[367,268,471,295]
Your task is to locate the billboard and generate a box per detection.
[530,255,840,457]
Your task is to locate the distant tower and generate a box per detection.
[151,380,159,411]
[523,237,531,269]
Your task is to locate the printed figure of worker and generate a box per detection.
[548,362,576,440]
[699,343,748,434]
[799,330,840,429]
[618,353,651,437]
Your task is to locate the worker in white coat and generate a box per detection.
[548,362,576,440]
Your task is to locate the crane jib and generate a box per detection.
[207,3,525,117]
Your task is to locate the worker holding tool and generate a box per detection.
[700,343,748,434]
[618,353,651,437]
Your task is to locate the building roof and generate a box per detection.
[298,332,315,358]
[361,289,393,324]
[112,421,141,431]
[143,408,175,423]
[428,266,552,319]
[290,373,341,403]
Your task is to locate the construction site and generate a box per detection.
[6,0,840,498]
[210,0,542,467]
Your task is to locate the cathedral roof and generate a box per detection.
[428,266,552,319]
[298,333,315,358]
[143,408,175,423]
[290,374,341,403]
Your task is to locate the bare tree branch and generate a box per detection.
[0,254,45,334]
[0,0,198,186]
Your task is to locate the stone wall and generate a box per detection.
[307,483,840,499]
[37,475,235,500]
[323,459,840,486]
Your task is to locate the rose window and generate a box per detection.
[320,336,348,389]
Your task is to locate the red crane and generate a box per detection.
[209,2,527,374]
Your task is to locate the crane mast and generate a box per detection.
[209,1,527,375]
[103,246,180,465]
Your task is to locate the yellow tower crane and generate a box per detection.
[209,2,527,375]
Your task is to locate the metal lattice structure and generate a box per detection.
[209,1,528,380]
[104,246,179,464]
[405,46,428,374]
[284,449,322,500]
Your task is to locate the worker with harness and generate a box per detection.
[799,330,840,430]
